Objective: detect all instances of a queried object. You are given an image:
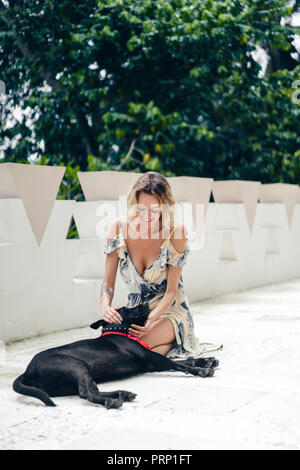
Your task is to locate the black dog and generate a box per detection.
[12,302,219,409]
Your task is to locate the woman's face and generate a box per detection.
[136,192,162,228]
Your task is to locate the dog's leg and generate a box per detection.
[97,390,137,402]
[69,359,124,409]
[173,357,219,369]
[43,355,123,409]
[118,341,215,377]
[154,355,215,377]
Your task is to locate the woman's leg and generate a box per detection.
[143,318,175,356]
[151,343,173,355]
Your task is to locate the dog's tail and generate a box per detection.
[12,373,56,407]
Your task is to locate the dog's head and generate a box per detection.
[90,302,150,334]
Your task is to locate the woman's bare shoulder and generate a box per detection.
[169,224,187,254]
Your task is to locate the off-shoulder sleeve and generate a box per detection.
[103,236,118,255]
[103,233,126,260]
[167,234,191,268]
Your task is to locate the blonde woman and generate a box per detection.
[101,171,222,360]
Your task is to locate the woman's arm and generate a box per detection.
[100,220,123,324]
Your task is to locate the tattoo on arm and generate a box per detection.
[101,281,114,298]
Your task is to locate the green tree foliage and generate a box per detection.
[0,0,300,191]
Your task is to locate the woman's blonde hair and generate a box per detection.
[126,171,178,232]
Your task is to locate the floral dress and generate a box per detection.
[103,221,222,360]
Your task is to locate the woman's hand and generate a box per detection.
[128,317,155,338]
[101,304,123,324]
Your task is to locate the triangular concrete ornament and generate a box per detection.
[77,171,141,201]
[183,176,214,220]
[212,180,261,232]
[167,176,213,219]
[0,163,65,246]
[259,183,299,227]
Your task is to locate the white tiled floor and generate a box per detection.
[1,278,300,450]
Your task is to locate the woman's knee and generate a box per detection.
[144,318,175,349]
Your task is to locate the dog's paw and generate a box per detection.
[197,358,213,368]
[118,391,137,402]
[197,367,214,378]
[198,357,219,368]
[211,358,219,368]
[186,357,218,369]
[104,398,123,410]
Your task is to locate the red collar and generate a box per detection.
[100,331,151,350]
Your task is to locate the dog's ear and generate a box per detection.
[89,319,105,330]
[117,306,127,317]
